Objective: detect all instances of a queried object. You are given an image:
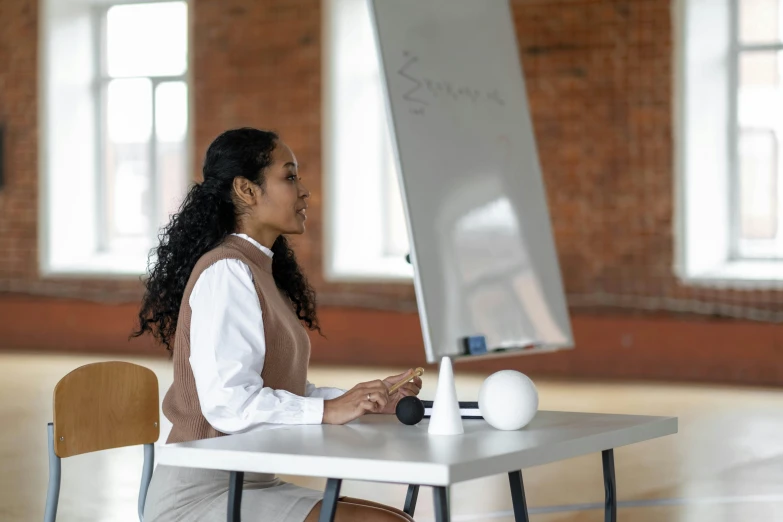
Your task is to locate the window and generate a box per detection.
[41,0,189,275]
[323,0,412,281]
[676,0,783,284]
[734,0,783,259]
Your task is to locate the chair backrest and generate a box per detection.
[52,361,160,458]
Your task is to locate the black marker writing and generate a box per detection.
[398,52,428,105]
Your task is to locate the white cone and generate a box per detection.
[428,356,464,435]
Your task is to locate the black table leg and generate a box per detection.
[602,449,617,522]
[433,486,450,522]
[404,485,420,516]
[228,471,243,522]
[508,471,530,522]
[318,478,343,522]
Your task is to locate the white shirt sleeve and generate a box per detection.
[189,258,325,435]
[305,381,346,400]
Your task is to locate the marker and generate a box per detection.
[388,367,425,395]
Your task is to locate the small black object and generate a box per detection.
[421,400,483,419]
[461,335,488,355]
[396,395,425,425]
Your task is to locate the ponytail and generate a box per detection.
[133,128,320,351]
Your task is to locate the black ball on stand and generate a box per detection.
[395,396,425,425]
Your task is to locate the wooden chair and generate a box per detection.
[44,362,160,522]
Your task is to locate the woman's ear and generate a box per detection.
[232,177,256,206]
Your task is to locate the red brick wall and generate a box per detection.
[515,0,782,319]
[0,0,146,301]
[0,0,781,383]
[0,0,38,290]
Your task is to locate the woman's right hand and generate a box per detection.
[322,380,390,425]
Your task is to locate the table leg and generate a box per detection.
[318,478,343,522]
[228,471,244,522]
[602,449,617,522]
[404,485,420,516]
[508,471,530,522]
[433,486,450,522]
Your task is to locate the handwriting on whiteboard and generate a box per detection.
[397,51,506,115]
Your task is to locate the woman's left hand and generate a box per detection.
[378,368,423,415]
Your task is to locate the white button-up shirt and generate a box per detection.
[189,233,345,434]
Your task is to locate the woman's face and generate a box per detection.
[246,141,310,241]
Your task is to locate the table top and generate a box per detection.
[157,411,677,486]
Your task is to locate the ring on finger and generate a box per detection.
[367,393,372,401]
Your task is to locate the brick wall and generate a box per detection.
[0,0,781,381]
[0,0,38,290]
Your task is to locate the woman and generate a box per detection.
[134,128,422,522]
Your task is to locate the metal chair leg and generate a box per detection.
[44,423,61,522]
[404,485,420,516]
[318,478,342,522]
[138,444,154,521]
[603,449,617,522]
[508,470,530,522]
[228,471,244,522]
[433,486,450,522]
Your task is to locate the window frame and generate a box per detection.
[94,0,189,254]
[675,0,783,287]
[322,0,413,283]
[729,0,783,261]
[39,0,191,277]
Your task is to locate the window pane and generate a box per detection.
[740,0,783,45]
[737,51,783,255]
[106,78,153,238]
[108,78,152,142]
[107,2,187,78]
[738,52,782,140]
[155,82,187,142]
[738,129,778,239]
[155,82,188,224]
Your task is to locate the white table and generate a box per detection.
[157,411,677,522]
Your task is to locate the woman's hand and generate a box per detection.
[322,380,390,425]
[378,368,423,415]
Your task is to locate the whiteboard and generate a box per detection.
[368,0,573,363]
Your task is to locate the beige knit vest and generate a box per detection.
[162,235,311,444]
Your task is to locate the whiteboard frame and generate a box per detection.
[367,0,574,363]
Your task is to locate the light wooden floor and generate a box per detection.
[1,352,782,521]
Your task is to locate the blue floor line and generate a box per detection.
[417,493,783,521]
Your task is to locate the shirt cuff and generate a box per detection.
[301,397,325,424]
[325,388,347,401]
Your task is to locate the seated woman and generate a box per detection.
[134,128,422,522]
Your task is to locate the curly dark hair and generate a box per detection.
[132,128,320,351]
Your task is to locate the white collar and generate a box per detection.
[231,233,274,259]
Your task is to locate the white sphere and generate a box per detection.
[478,370,538,431]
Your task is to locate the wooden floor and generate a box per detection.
[1,352,782,521]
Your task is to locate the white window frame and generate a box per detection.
[729,0,783,261]
[675,0,783,287]
[322,0,413,282]
[39,0,191,277]
[94,3,188,254]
